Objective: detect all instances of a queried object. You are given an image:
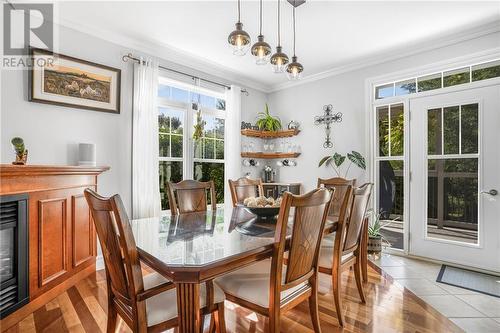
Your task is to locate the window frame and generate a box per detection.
[157,76,226,213]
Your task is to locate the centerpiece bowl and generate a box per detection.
[243,205,280,219]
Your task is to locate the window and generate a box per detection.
[375,58,500,99]
[158,79,226,211]
[375,103,406,250]
[426,104,479,244]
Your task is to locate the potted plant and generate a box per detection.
[318,150,366,178]
[367,210,396,253]
[256,104,282,132]
[11,137,28,165]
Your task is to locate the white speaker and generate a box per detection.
[78,143,96,166]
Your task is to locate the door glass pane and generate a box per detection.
[159,161,183,210]
[461,104,478,154]
[194,162,224,204]
[418,73,442,92]
[443,67,470,87]
[427,158,478,244]
[428,108,442,155]
[375,84,394,99]
[378,160,405,250]
[395,79,416,96]
[443,106,459,155]
[390,104,404,156]
[377,106,389,156]
[472,60,500,81]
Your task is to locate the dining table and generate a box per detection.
[131,205,368,333]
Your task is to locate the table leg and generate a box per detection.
[361,217,368,282]
[176,282,202,333]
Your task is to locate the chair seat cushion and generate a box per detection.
[319,233,354,269]
[214,259,310,309]
[143,273,225,327]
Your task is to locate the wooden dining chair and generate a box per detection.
[228,177,264,206]
[317,177,356,217]
[214,188,334,333]
[318,183,373,327]
[84,189,226,333]
[167,179,216,215]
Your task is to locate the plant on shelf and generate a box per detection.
[256,104,282,132]
[11,137,28,165]
[192,110,206,141]
[318,150,366,178]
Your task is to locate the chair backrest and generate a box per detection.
[317,177,356,217]
[272,188,333,293]
[167,180,216,215]
[228,177,264,206]
[84,189,144,309]
[335,183,373,257]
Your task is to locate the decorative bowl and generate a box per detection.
[242,205,280,219]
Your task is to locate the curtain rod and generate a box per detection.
[122,53,249,95]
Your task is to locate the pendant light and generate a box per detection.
[286,5,303,80]
[251,0,272,65]
[228,0,251,56]
[270,0,289,73]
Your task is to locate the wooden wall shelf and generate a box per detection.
[241,128,300,138]
[241,152,301,159]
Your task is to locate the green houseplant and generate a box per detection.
[318,150,366,178]
[367,210,397,253]
[256,104,282,131]
[11,137,28,165]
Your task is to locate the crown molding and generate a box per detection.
[55,17,271,93]
[269,20,500,93]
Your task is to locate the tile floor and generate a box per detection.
[371,253,500,333]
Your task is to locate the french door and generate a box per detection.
[409,85,500,272]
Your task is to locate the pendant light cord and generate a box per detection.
[293,6,296,56]
[237,0,241,23]
[259,0,263,35]
[277,0,281,46]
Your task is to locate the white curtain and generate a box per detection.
[224,85,242,211]
[132,58,161,219]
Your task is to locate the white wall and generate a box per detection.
[1,24,267,212]
[267,31,500,192]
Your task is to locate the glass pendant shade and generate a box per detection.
[286,56,303,80]
[251,35,272,65]
[270,46,289,73]
[228,22,251,56]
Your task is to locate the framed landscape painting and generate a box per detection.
[30,48,121,113]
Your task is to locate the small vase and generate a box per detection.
[13,150,28,165]
[367,236,382,253]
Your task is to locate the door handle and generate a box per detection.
[480,189,498,196]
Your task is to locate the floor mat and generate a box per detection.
[436,265,500,298]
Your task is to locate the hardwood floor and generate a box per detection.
[2,263,462,333]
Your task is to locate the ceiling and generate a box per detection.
[57,1,500,90]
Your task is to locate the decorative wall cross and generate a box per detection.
[314,104,343,148]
